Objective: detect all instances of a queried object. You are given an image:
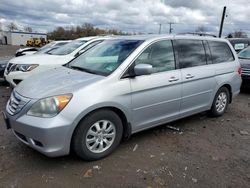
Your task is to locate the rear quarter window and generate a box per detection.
[208,41,235,64]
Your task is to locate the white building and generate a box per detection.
[0,31,47,46]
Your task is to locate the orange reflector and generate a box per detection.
[55,95,72,111]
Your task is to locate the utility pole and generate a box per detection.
[159,24,162,34]
[169,22,173,34]
[219,6,226,38]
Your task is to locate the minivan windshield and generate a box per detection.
[238,47,250,59]
[68,39,143,76]
[50,40,87,55]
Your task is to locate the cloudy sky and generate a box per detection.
[0,0,250,36]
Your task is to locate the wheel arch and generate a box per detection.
[70,105,132,151]
[221,84,232,103]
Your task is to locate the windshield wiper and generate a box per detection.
[239,57,250,60]
[70,65,98,75]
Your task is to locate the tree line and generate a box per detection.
[47,23,130,40]
[5,22,249,39]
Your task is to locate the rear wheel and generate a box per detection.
[210,87,230,117]
[72,109,123,161]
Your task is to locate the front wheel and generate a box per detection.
[210,87,230,117]
[72,109,123,161]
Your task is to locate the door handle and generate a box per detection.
[168,77,179,82]
[185,74,194,79]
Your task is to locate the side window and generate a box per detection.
[134,40,175,73]
[174,40,207,68]
[208,41,235,64]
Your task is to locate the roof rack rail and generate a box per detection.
[177,32,217,37]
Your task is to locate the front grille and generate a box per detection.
[7,91,30,115]
[242,68,250,76]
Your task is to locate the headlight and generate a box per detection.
[27,94,72,118]
[13,64,38,72]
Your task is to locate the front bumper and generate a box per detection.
[242,75,250,85]
[4,71,30,87]
[5,112,74,157]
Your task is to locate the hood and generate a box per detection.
[8,54,73,66]
[239,58,250,69]
[15,66,105,99]
[16,47,36,53]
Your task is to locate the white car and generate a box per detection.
[15,40,72,57]
[4,36,107,86]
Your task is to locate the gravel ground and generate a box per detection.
[0,45,250,188]
[0,45,20,63]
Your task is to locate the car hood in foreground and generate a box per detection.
[8,54,73,66]
[15,66,105,99]
[239,59,250,69]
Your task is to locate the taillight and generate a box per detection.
[237,67,242,75]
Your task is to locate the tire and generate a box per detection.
[210,87,230,117]
[72,109,123,161]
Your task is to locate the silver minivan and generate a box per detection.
[3,35,242,160]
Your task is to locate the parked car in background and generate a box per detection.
[3,35,241,161]
[15,40,71,57]
[15,47,38,57]
[228,38,250,53]
[4,37,108,86]
[238,46,250,86]
[0,59,8,81]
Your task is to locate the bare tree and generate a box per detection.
[47,23,129,40]
[234,31,247,38]
[24,26,33,32]
[227,31,248,38]
[7,22,18,31]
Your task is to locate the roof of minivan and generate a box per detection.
[104,34,229,43]
[76,36,98,41]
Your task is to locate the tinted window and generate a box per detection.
[174,40,207,68]
[238,47,250,59]
[208,41,234,63]
[134,40,175,73]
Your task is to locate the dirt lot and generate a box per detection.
[0,45,20,58]
[0,45,250,188]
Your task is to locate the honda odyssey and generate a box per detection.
[3,35,242,161]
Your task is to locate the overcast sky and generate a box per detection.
[0,0,250,36]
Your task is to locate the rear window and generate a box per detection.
[174,40,207,68]
[208,41,234,64]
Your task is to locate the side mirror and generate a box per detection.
[134,64,153,76]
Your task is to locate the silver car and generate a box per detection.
[3,35,242,161]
